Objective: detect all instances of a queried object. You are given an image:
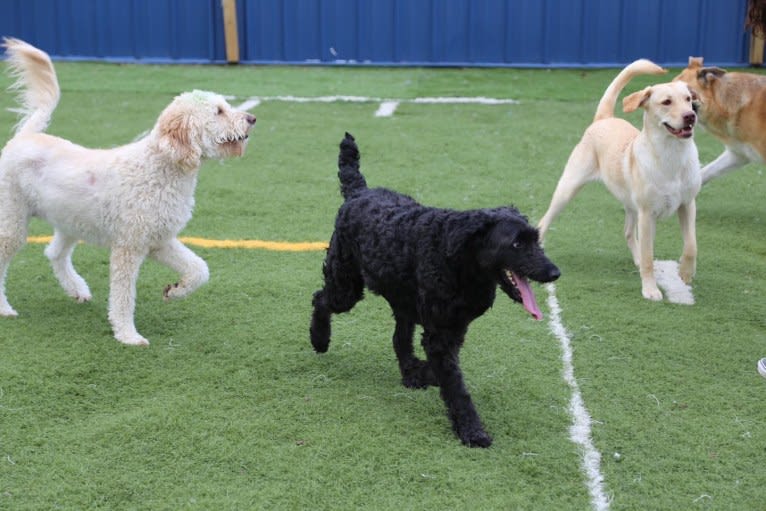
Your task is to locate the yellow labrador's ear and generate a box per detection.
[157,108,202,171]
[623,86,652,113]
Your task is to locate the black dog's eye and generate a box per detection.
[511,241,521,249]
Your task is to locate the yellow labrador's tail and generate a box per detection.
[593,59,666,122]
[3,37,60,135]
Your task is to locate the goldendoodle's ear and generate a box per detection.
[157,109,202,171]
[623,86,652,112]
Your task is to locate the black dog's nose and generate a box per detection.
[547,265,561,282]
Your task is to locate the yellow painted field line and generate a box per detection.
[26,235,328,252]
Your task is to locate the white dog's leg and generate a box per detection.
[44,231,92,302]
[108,246,149,346]
[150,238,209,300]
[0,264,19,317]
[538,143,597,241]
[637,209,662,301]
[701,148,748,185]
[677,200,697,284]
[623,208,640,266]
[0,212,27,317]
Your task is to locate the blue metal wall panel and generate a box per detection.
[0,0,224,62]
[506,0,545,64]
[0,0,752,67]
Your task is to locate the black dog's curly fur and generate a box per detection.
[310,133,560,447]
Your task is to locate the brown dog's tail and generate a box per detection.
[593,59,666,122]
[3,37,60,135]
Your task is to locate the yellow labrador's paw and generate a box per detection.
[678,260,696,284]
[642,284,663,301]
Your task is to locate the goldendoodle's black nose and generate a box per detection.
[246,114,256,125]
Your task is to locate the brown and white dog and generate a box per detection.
[538,59,701,301]
[674,57,766,184]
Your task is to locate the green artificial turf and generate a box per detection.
[0,60,764,510]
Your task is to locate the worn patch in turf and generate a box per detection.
[654,260,695,305]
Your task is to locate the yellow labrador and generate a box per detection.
[538,59,701,301]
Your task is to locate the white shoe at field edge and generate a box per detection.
[758,358,766,379]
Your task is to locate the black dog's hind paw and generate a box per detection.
[310,319,330,353]
[401,360,438,389]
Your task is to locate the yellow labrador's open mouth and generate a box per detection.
[663,122,694,139]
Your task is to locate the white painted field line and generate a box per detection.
[240,94,519,117]
[409,96,520,105]
[236,98,261,111]
[375,101,400,117]
[546,283,610,511]
[243,94,519,105]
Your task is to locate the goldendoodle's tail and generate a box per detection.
[338,132,367,199]
[3,37,60,135]
[593,59,666,122]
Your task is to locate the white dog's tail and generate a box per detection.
[593,59,666,122]
[3,37,60,135]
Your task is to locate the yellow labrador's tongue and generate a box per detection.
[512,272,543,320]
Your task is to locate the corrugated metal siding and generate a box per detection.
[0,0,751,67]
[1,0,225,62]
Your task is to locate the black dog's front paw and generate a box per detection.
[401,360,438,389]
[458,425,493,448]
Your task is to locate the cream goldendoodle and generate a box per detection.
[0,38,256,346]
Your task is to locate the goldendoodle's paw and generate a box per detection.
[115,333,150,346]
[73,291,92,303]
[163,283,183,301]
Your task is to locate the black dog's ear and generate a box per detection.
[445,214,494,258]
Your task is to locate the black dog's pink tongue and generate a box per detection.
[512,272,543,320]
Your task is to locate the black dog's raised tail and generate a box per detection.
[338,132,367,199]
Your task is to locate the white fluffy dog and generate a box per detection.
[0,38,256,345]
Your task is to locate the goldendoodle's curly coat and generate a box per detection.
[0,38,256,345]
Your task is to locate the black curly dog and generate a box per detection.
[310,133,560,447]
